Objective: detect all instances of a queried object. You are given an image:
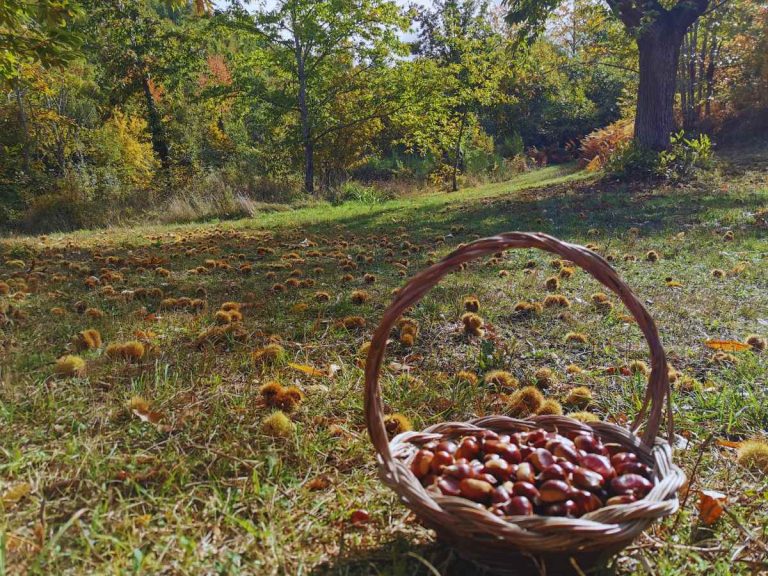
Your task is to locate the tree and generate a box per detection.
[82,0,207,172]
[414,0,509,191]
[222,0,408,195]
[1,0,83,175]
[506,0,712,150]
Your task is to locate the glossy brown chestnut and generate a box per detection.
[506,495,534,516]
[539,479,571,503]
[410,449,434,479]
[610,473,653,496]
[459,478,494,503]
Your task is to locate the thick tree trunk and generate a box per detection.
[140,75,170,168]
[635,23,686,150]
[294,37,314,196]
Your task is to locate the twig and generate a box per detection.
[672,432,715,531]
[723,506,768,554]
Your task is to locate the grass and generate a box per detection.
[1,157,767,575]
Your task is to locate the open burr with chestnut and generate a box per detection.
[408,428,655,518]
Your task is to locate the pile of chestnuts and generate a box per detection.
[408,427,654,518]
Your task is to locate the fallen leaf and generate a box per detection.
[288,362,326,377]
[698,490,726,526]
[705,340,751,352]
[2,482,32,505]
[389,361,412,373]
[306,476,331,491]
[715,439,742,449]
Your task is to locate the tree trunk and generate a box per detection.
[294,38,313,196]
[452,110,467,193]
[705,35,717,116]
[634,22,686,150]
[140,74,170,168]
[13,79,32,175]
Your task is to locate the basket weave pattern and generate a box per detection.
[364,232,685,572]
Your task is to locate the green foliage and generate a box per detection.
[334,181,392,206]
[0,0,764,231]
[606,131,713,182]
[605,140,660,181]
[658,131,713,182]
[0,0,83,80]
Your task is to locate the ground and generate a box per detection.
[1,156,767,575]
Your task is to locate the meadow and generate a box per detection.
[1,159,767,575]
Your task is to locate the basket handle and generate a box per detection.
[365,232,672,467]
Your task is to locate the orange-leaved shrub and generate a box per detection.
[579,119,634,171]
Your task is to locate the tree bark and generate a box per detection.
[294,37,314,196]
[140,74,170,168]
[634,22,686,150]
[452,109,467,192]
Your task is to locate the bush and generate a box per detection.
[658,131,713,182]
[605,140,661,181]
[331,181,393,206]
[605,131,713,183]
[23,190,94,233]
[579,118,634,171]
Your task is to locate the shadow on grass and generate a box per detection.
[311,534,620,576]
[290,176,766,246]
[309,535,490,576]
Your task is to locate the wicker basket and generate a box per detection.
[364,232,685,575]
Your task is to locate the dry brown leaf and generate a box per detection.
[129,395,164,425]
[698,490,727,526]
[306,475,331,491]
[288,362,326,377]
[2,482,32,505]
[704,339,751,352]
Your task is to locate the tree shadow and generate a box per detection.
[309,535,496,576]
[310,533,619,576]
[293,175,765,246]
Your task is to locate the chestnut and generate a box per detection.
[437,476,461,496]
[491,485,512,505]
[615,462,652,478]
[459,478,494,503]
[411,449,434,479]
[512,481,539,500]
[574,435,604,455]
[606,494,637,506]
[581,453,615,481]
[611,452,638,467]
[572,467,604,491]
[540,463,567,482]
[543,500,578,517]
[483,458,512,482]
[443,463,472,479]
[553,442,580,463]
[506,495,534,516]
[527,430,546,445]
[527,448,555,472]
[516,462,536,483]
[610,473,652,497]
[430,450,454,474]
[436,440,458,454]
[455,437,481,460]
[539,479,571,503]
[571,489,602,514]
